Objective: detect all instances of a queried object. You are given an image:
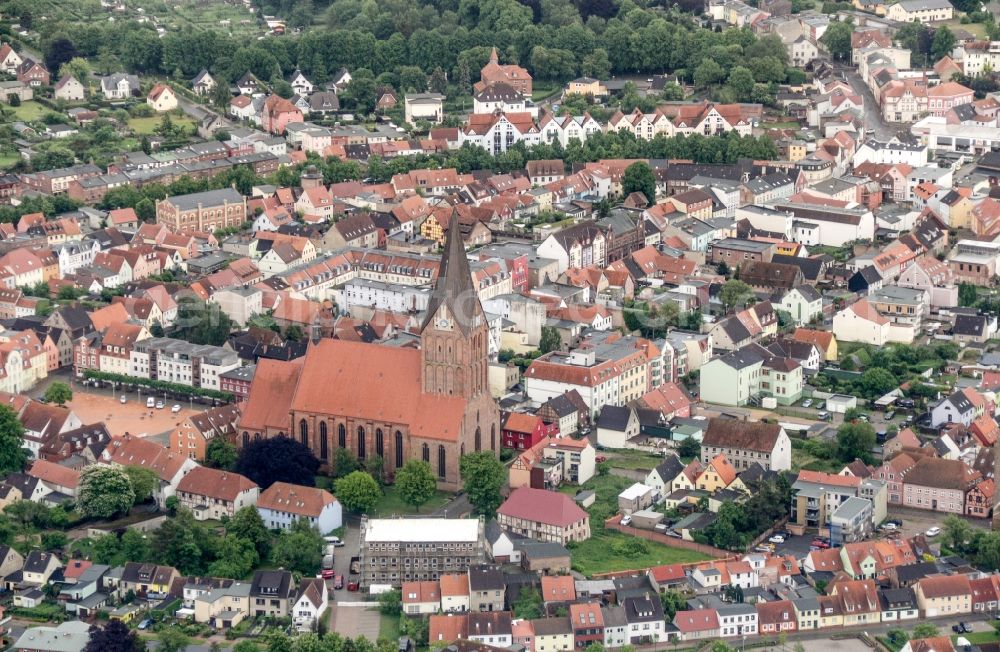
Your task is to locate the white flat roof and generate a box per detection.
[364,518,480,543]
[619,482,653,500]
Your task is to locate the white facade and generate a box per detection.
[257,500,343,534]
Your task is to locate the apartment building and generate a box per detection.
[358,517,486,588]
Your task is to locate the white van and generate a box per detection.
[146,397,155,408]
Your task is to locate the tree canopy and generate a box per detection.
[621,162,656,207]
[78,466,135,519]
[43,382,73,406]
[235,436,320,490]
[335,471,382,513]
[0,405,27,477]
[394,460,438,512]
[460,452,506,517]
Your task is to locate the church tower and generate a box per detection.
[421,213,490,400]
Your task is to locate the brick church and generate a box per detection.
[475,47,533,97]
[238,214,500,490]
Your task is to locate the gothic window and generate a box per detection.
[242,432,249,447]
[358,426,366,459]
[299,420,308,447]
[491,425,496,451]
[320,422,329,460]
[422,443,430,463]
[376,429,384,458]
[395,431,403,468]
[475,427,481,452]
[438,445,446,479]
[338,424,346,448]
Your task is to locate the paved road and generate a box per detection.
[843,69,896,141]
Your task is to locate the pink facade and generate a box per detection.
[902,484,966,514]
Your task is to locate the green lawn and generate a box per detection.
[7,101,47,122]
[373,484,451,517]
[379,612,402,641]
[128,115,195,135]
[557,471,713,575]
[791,447,842,473]
[953,628,1000,645]
[569,530,712,576]
[532,83,560,102]
[0,153,20,169]
[606,449,665,471]
[764,121,801,129]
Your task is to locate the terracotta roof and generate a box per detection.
[673,608,719,633]
[917,574,972,599]
[439,573,470,597]
[796,469,860,488]
[703,454,737,486]
[503,412,542,434]
[177,466,257,501]
[402,580,441,604]
[792,327,834,350]
[239,358,303,433]
[28,459,80,489]
[430,614,469,643]
[541,575,576,602]
[257,481,335,518]
[104,435,187,482]
[288,339,467,442]
[497,487,588,528]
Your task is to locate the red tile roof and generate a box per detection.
[497,487,588,528]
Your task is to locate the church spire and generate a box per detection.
[488,47,499,64]
[421,212,481,335]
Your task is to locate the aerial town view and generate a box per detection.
[1,0,1000,650]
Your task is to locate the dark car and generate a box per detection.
[961,623,972,633]
[953,624,964,633]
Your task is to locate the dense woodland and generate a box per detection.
[3,0,795,98]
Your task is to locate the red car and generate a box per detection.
[334,574,344,590]
[812,539,830,549]
[321,568,335,579]
[595,455,606,462]
[347,580,360,592]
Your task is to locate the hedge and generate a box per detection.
[82,369,235,402]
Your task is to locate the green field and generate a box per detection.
[953,627,1000,645]
[379,612,402,641]
[373,484,451,517]
[569,529,712,576]
[5,101,48,122]
[128,115,195,134]
[606,449,666,471]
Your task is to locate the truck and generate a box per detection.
[349,556,360,575]
[322,554,334,570]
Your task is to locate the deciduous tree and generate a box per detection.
[460,452,506,517]
[621,161,656,207]
[235,436,320,490]
[335,471,382,513]
[78,465,135,519]
[395,460,437,512]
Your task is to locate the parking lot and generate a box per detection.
[63,380,202,438]
[886,505,991,540]
[770,533,824,559]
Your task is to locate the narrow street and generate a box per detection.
[843,69,896,141]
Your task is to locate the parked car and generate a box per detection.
[138,619,152,631]
[321,568,335,579]
[595,455,607,462]
[814,402,825,410]
[155,400,165,409]
[347,580,360,592]
[621,515,632,526]
[926,526,941,537]
[817,411,830,421]
[120,395,127,404]
[146,397,156,408]
[171,404,181,413]
[811,539,830,549]
[324,536,345,547]
[953,624,964,633]
[802,399,813,408]
[960,623,972,633]
[885,411,896,421]
[880,523,898,531]
[768,534,785,544]
[334,574,344,590]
